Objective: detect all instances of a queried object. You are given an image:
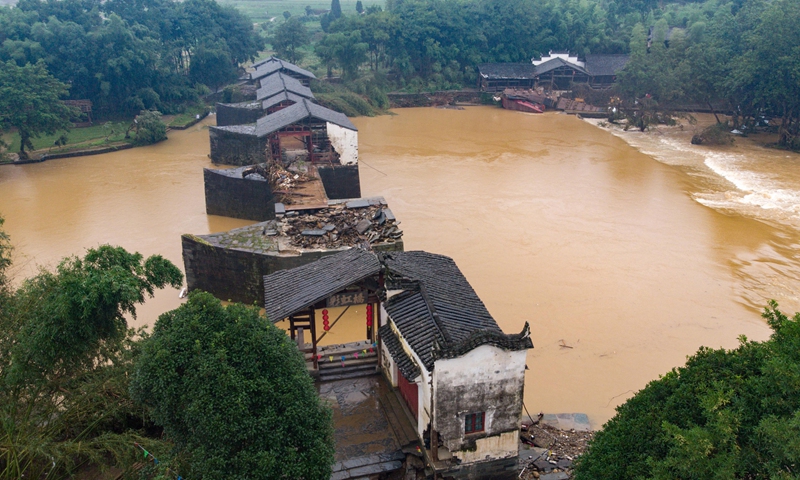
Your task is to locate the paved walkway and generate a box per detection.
[319,375,412,479]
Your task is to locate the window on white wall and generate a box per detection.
[465,412,485,434]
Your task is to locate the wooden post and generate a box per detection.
[310,308,318,370]
[431,428,439,461]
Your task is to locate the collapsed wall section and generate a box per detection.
[204,166,275,221]
[326,122,358,165]
[209,126,268,166]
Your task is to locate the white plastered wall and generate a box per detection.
[326,122,358,165]
[433,345,528,463]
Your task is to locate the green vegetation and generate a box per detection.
[131,291,336,479]
[0,242,183,479]
[573,301,800,480]
[1,121,131,156]
[0,60,75,158]
[218,0,375,25]
[0,219,335,479]
[132,110,167,146]
[0,0,263,118]
[167,104,211,128]
[272,16,311,64]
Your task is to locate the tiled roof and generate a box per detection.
[256,73,314,101]
[261,91,306,110]
[534,57,587,75]
[255,99,357,137]
[379,324,421,379]
[381,251,531,370]
[478,63,539,80]
[584,54,630,76]
[262,248,381,322]
[261,249,533,368]
[251,57,317,81]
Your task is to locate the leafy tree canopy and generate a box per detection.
[573,301,800,480]
[0,235,183,479]
[131,109,168,146]
[0,0,263,118]
[272,16,310,64]
[0,60,76,157]
[130,291,336,480]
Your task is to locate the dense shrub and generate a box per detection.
[573,302,800,480]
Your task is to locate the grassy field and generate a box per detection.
[218,0,383,23]
[1,122,132,157]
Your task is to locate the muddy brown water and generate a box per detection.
[2,107,799,427]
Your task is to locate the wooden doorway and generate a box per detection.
[397,366,419,421]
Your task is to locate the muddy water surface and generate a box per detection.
[354,107,798,426]
[0,118,253,324]
[1,107,798,427]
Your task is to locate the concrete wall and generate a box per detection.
[209,127,268,166]
[432,345,528,461]
[216,102,264,127]
[327,123,358,165]
[182,235,347,306]
[204,167,275,221]
[317,164,361,200]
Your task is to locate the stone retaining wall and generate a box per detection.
[182,234,344,306]
[182,235,404,307]
[216,102,264,127]
[204,167,275,221]
[318,164,361,200]
[209,127,267,166]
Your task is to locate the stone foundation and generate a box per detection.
[216,101,264,127]
[182,233,350,306]
[209,126,268,166]
[318,164,362,200]
[204,166,275,221]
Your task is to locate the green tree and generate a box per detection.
[573,301,800,480]
[1,243,183,479]
[189,43,238,91]
[330,0,343,19]
[317,31,369,80]
[130,291,335,480]
[356,1,364,14]
[0,216,11,300]
[0,60,76,158]
[271,16,310,64]
[131,109,167,146]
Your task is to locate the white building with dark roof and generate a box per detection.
[260,248,534,479]
[478,50,629,91]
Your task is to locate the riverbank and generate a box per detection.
[1,109,211,166]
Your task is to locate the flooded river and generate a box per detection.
[1,107,798,427]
